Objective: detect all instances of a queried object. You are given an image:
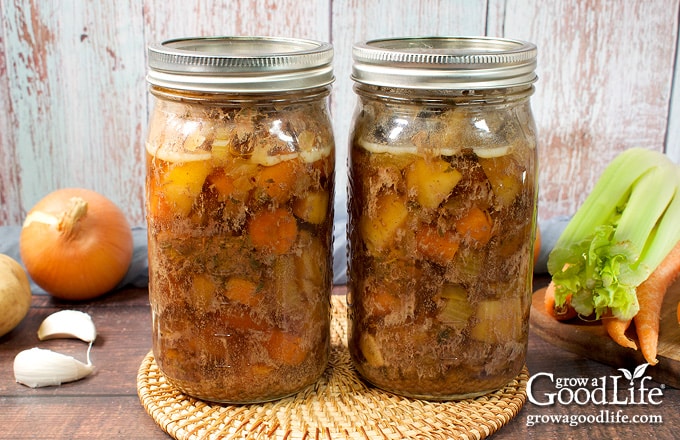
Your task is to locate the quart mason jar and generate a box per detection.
[145,37,335,403]
[347,37,538,400]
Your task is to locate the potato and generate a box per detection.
[293,190,329,224]
[406,157,462,209]
[0,254,32,337]
[359,191,409,254]
[478,156,523,208]
[470,297,523,344]
[162,159,213,216]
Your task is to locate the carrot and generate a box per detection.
[266,330,307,365]
[147,190,174,223]
[456,206,493,245]
[247,208,298,255]
[415,225,460,265]
[206,169,235,199]
[602,315,637,351]
[189,274,216,308]
[368,284,402,316]
[544,281,577,321]
[224,277,260,307]
[256,159,299,203]
[146,159,174,222]
[632,240,680,365]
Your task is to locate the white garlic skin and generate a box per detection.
[14,347,94,388]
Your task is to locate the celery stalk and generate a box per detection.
[547,148,680,320]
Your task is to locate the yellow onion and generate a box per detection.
[20,188,133,300]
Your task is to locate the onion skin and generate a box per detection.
[19,188,133,300]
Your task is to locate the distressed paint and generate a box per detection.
[0,5,22,225]
[503,0,680,219]
[0,0,679,227]
[143,0,331,42]
[667,13,680,163]
[1,0,147,225]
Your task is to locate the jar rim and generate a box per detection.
[147,36,335,93]
[351,36,537,90]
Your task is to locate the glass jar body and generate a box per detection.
[347,84,538,400]
[146,86,335,403]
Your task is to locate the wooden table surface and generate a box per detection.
[1,278,677,439]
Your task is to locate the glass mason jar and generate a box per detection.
[347,37,538,400]
[145,37,335,403]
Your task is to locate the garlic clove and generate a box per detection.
[37,310,97,343]
[13,347,94,388]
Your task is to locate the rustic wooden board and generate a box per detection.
[530,283,680,388]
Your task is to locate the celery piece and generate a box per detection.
[437,284,474,328]
[548,148,680,320]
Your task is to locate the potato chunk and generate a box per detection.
[470,298,523,344]
[406,157,462,209]
[162,160,212,216]
[293,190,329,224]
[479,156,524,208]
[359,191,408,254]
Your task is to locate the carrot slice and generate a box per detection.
[456,206,493,245]
[224,277,260,307]
[266,330,306,365]
[256,160,299,203]
[206,169,235,199]
[368,284,402,316]
[247,208,298,255]
[415,225,460,265]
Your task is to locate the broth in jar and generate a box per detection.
[347,37,538,400]
[145,37,335,403]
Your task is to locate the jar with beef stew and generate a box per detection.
[145,37,335,403]
[347,37,538,400]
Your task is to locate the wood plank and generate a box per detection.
[2,283,680,438]
[0,395,169,439]
[0,5,23,225]
[0,291,153,397]
[666,8,680,163]
[503,0,680,220]
[530,284,680,389]
[143,0,331,44]
[0,0,148,226]
[497,332,679,439]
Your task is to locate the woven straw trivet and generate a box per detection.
[137,295,528,440]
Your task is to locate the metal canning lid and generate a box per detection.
[352,36,537,89]
[147,36,334,92]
